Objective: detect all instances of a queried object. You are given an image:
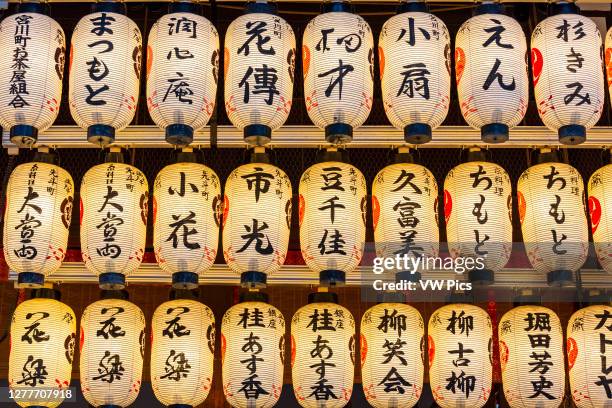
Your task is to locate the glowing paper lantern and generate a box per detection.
[588,162,612,274]
[292,295,355,407]
[299,156,367,285]
[222,154,292,287]
[3,155,74,287]
[517,151,588,284]
[360,302,424,407]
[567,305,612,408]
[0,4,65,147]
[221,298,285,407]
[224,2,295,145]
[69,5,142,146]
[372,154,439,279]
[428,303,492,408]
[531,4,604,144]
[455,4,528,143]
[153,154,221,288]
[151,298,216,407]
[147,8,219,146]
[302,2,374,143]
[8,297,76,408]
[379,4,451,144]
[444,151,513,283]
[499,305,565,407]
[80,153,149,289]
[80,298,146,408]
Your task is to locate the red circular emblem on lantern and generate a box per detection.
[443,190,452,224]
[567,337,578,370]
[371,195,380,232]
[455,47,465,85]
[359,333,367,368]
[428,334,435,367]
[531,48,543,87]
[589,196,602,234]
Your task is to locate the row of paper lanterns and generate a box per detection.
[8,293,612,408]
[2,0,612,148]
[4,145,612,289]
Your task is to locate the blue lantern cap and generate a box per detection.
[244,124,272,146]
[323,2,352,13]
[474,2,505,16]
[99,272,126,290]
[325,123,353,144]
[92,2,125,14]
[468,268,494,285]
[397,1,427,13]
[558,124,586,145]
[319,269,345,287]
[169,2,200,14]
[10,125,38,146]
[404,123,432,144]
[166,124,194,147]
[16,2,47,14]
[245,2,277,14]
[88,124,115,146]
[17,272,45,288]
[481,123,509,144]
[547,270,574,286]
[241,271,267,289]
[395,270,421,283]
[172,272,199,290]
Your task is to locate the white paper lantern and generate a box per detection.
[151,298,216,407]
[517,154,588,284]
[224,2,295,145]
[302,3,374,143]
[291,298,356,407]
[456,6,529,143]
[222,158,292,287]
[0,6,65,147]
[428,303,492,408]
[80,157,149,289]
[379,6,451,144]
[588,163,612,275]
[299,158,367,285]
[3,158,74,288]
[80,298,145,408]
[8,297,76,408]
[360,302,424,408]
[221,299,285,408]
[444,154,513,283]
[531,6,604,144]
[153,157,221,288]
[147,9,219,146]
[499,305,565,407]
[69,6,142,146]
[372,158,439,278]
[567,304,612,408]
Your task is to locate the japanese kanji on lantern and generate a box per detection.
[499,305,565,407]
[223,148,292,287]
[455,3,528,143]
[372,148,439,281]
[292,292,356,407]
[80,148,149,289]
[80,296,146,408]
[428,303,492,408]
[517,148,589,285]
[567,304,612,407]
[0,3,65,147]
[221,293,285,407]
[224,1,295,145]
[588,156,612,275]
[379,2,451,144]
[302,1,374,143]
[151,298,216,407]
[360,302,424,407]
[299,150,367,286]
[69,3,142,146]
[531,3,604,145]
[153,149,222,289]
[444,148,512,284]
[147,6,219,146]
[3,149,74,288]
[8,296,76,408]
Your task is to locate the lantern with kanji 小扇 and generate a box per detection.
[588,160,612,275]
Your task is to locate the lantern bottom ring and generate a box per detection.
[319,269,346,287]
[325,123,353,145]
[404,123,432,145]
[547,270,574,286]
[395,270,421,283]
[87,125,115,147]
[16,272,45,288]
[244,124,272,146]
[99,272,126,290]
[481,123,509,144]
[308,291,339,304]
[10,125,38,148]
[166,124,194,147]
[172,271,199,290]
[468,268,494,285]
[558,125,586,145]
[240,271,267,288]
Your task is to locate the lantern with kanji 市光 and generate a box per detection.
[588,159,612,275]
[0,3,65,147]
[151,298,216,407]
[69,4,142,146]
[8,297,76,408]
[499,305,565,408]
[428,303,492,408]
